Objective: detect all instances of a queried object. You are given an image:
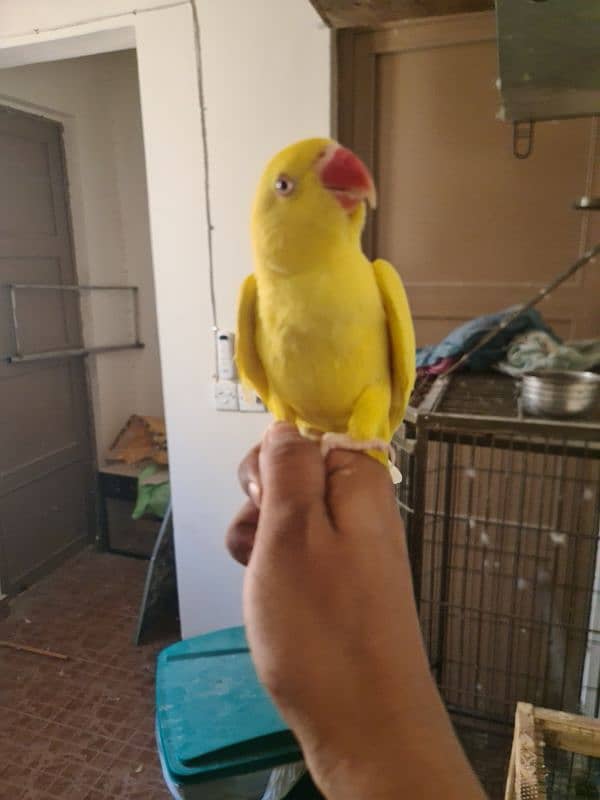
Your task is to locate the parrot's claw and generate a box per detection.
[320,432,394,462]
[390,463,403,485]
[297,423,322,441]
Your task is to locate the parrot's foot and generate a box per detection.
[320,432,394,462]
[390,463,403,485]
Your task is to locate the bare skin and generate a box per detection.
[226,422,486,800]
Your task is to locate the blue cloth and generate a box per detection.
[498,331,600,375]
[416,306,556,371]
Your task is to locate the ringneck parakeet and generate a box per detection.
[236,137,415,465]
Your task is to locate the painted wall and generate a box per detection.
[136,1,331,635]
[0,50,164,459]
[0,0,330,635]
[199,1,331,330]
[101,50,165,438]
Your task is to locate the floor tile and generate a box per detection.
[0,549,177,798]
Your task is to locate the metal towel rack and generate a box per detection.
[5,283,144,364]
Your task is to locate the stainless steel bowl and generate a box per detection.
[520,370,600,418]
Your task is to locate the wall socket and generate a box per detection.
[213,379,239,411]
[237,383,267,413]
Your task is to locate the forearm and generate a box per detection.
[310,684,486,799]
[233,430,486,800]
[294,553,486,799]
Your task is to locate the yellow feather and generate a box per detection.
[235,138,415,463]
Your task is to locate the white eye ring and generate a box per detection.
[274,174,295,196]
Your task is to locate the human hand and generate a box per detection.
[226,423,485,800]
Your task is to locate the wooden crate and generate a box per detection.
[505,703,600,799]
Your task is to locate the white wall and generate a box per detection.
[0,50,164,458]
[200,1,331,330]
[153,1,330,635]
[102,50,164,433]
[0,0,330,635]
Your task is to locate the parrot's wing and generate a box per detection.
[235,273,269,403]
[372,259,416,433]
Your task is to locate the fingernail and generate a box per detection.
[248,480,261,507]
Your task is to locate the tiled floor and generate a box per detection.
[0,548,512,800]
[0,548,178,799]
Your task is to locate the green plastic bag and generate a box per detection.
[132,465,170,520]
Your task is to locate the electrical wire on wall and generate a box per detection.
[188,0,222,381]
[0,2,189,38]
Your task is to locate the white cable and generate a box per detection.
[189,0,219,335]
[0,2,188,40]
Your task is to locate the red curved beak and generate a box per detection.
[316,143,377,211]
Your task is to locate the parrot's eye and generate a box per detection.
[274,174,295,197]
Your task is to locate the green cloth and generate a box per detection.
[132,465,170,520]
[498,331,600,376]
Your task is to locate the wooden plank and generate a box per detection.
[514,702,545,800]
[543,728,600,760]
[504,735,516,800]
[536,707,600,759]
[335,29,356,144]
[369,11,495,51]
[536,707,600,735]
[0,640,68,660]
[310,0,493,29]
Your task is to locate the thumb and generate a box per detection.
[258,423,326,524]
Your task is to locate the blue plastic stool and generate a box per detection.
[155,626,303,799]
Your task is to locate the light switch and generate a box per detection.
[213,380,239,411]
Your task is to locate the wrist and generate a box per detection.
[300,676,483,800]
[300,676,436,794]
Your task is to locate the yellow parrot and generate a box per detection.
[235,137,416,465]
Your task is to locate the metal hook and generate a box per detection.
[513,121,535,159]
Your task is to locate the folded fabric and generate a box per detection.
[132,465,170,520]
[497,330,600,376]
[416,306,555,372]
[417,356,458,376]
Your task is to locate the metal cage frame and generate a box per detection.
[394,373,600,798]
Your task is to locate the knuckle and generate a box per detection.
[269,437,316,467]
[265,503,319,546]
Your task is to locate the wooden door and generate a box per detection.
[337,12,600,346]
[0,106,96,594]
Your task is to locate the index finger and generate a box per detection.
[325,449,400,535]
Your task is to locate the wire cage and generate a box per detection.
[394,372,600,798]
